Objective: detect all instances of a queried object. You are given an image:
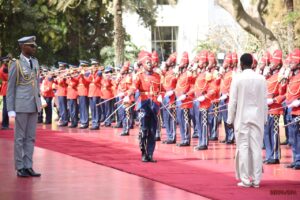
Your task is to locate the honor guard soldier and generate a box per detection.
[207,52,221,141]
[219,53,235,144]
[257,51,271,75]
[281,55,293,145]
[0,57,10,129]
[189,53,203,139]
[101,66,114,127]
[74,60,90,129]
[263,50,285,165]
[41,71,55,124]
[7,36,42,177]
[55,62,68,126]
[125,51,162,162]
[88,59,102,130]
[285,48,300,170]
[187,50,213,150]
[175,52,195,147]
[66,66,79,128]
[152,51,163,141]
[161,52,178,144]
[116,61,134,136]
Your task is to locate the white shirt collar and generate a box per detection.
[21,53,31,65]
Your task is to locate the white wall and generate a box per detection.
[123,0,249,60]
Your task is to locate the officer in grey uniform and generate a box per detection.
[7,36,42,177]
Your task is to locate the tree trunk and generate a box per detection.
[216,0,280,50]
[113,0,125,68]
[285,0,294,53]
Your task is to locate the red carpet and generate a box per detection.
[1,128,300,200]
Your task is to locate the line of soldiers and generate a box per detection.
[1,48,299,166]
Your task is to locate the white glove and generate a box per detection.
[267,98,274,105]
[177,94,186,101]
[263,66,270,77]
[154,67,161,74]
[197,95,205,102]
[8,111,16,118]
[165,90,174,97]
[219,94,228,101]
[117,92,125,97]
[173,66,179,74]
[191,63,198,71]
[289,99,300,108]
[123,95,130,103]
[160,62,166,71]
[157,95,162,103]
[41,97,48,108]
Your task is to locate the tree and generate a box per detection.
[49,0,157,67]
[113,0,124,68]
[216,0,280,49]
[0,0,114,64]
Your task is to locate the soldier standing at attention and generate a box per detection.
[7,36,42,177]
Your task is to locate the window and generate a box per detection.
[151,26,178,61]
[156,0,177,5]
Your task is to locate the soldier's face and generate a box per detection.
[22,44,37,56]
[143,60,153,72]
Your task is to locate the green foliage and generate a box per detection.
[100,41,140,68]
[0,0,114,65]
[193,40,218,53]
[283,11,300,25]
[125,0,157,27]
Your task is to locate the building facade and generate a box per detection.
[123,0,249,61]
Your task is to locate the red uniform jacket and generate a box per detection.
[285,72,300,115]
[175,71,195,109]
[0,64,8,96]
[101,76,114,100]
[187,72,211,109]
[266,72,285,115]
[88,72,102,97]
[129,71,162,107]
[74,74,90,96]
[55,77,67,97]
[162,70,177,104]
[220,70,233,103]
[42,78,55,98]
[66,77,78,99]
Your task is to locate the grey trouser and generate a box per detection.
[14,112,38,170]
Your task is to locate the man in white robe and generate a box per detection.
[227,53,268,188]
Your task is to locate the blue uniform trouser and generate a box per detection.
[44,97,53,123]
[191,101,199,136]
[89,97,100,128]
[115,97,123,127]
[162,98,176,142]
[283,106,292,144]
[197,108,209,147]
[104,99,113,126]
[177,106,191,144]
[220,100,234,142]
[58,96,68,124]
[2,96,9,128]
[121,105,133,133]
[68,99,78,126]
[79,96,89,126]
[208,103,219,139]
[264,115,281,160]
[156,112,162,138]
[289,116,300,166]
[99,98,105,121]
[138,100,158,157]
